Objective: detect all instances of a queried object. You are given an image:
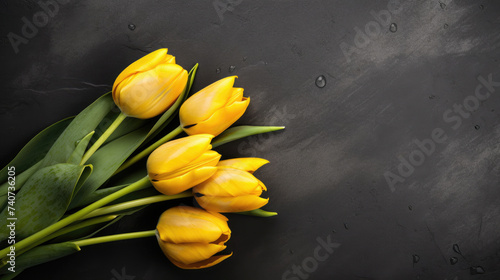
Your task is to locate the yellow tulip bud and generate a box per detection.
[112,48,188,119]
[147,134,221,195]
[193,158,269,213]
[179,76,250,136]
[156,206,232,269]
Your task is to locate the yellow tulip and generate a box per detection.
[147,134,221,195]
[179,76,250,136]
[193,158,269,213]
[156,206,232,269]
[112,48,188,119]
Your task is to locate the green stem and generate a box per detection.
[84,192,193,219]
[73,230,156,247]
[16,215,118,257]
[114,125,183,174]
[235,209,278,217]
[0,176,150,258]
[80,112,127,165]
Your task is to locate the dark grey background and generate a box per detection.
[1,0,499,279]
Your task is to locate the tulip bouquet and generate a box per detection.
[0,49,283,278]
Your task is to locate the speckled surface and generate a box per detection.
[1,1,499,279]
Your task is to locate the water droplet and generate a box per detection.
[450,257,458,265]
[413,254,420,264]
[470,266,485,275]
[474,125,480,130]
[389,23,398,33]
[444,23,449,29]
[440,2,446,9]
[315,75,326,88]
[408,205,413,211]
[452,244,462,255]
[429,95,436,100]
[74,140,81,147]
[343,223,349,230]
[128,24,136,31]
[479,4,484,10]
[216,68,221,74]
[228,65,236,72]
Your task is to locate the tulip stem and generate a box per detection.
[73,230,156,247]
[114,125,183,174]
[81,112,127,165]
[83,192,193,220]
[0,176,151,259]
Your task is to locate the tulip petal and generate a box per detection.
[184,97,250,136]
[117,64,187,118]
[193,168,264,197]
[217,158,269,173]
[180,76,237,126]
[167,252,233,269]
[113,49,171,93]
[160,150,221,180]
[137,64,188,119]
[227,87,244,104]
[147,135,214,176]
[157,206,230,244]
[159,242,227,265]
[152,166,218,195]
[196,195,269,213]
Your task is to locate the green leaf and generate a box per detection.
[0,164,92,241]
[0,161,41,199]
[0,117,73,184]
[0,242,80,275]
[66,131,95,165]
[69,127,151,208]
[69,65,198,209]
[212,125,285,148]
[39,93,115,169]
[235,208,278,217]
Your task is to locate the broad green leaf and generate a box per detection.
[97,110,148,145]
[0,117,73,184]
[69,65,198,209]
[67,131,95,165]
[0,161,41,197]
[0,242,80,275]
[39,93,115,169]
[0,161,41,212]
[69,127,150,208]
[212,125,285,148]
[235,208,278,217]
[0,164,92,241]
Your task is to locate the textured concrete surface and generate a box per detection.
[0,0,499,279]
